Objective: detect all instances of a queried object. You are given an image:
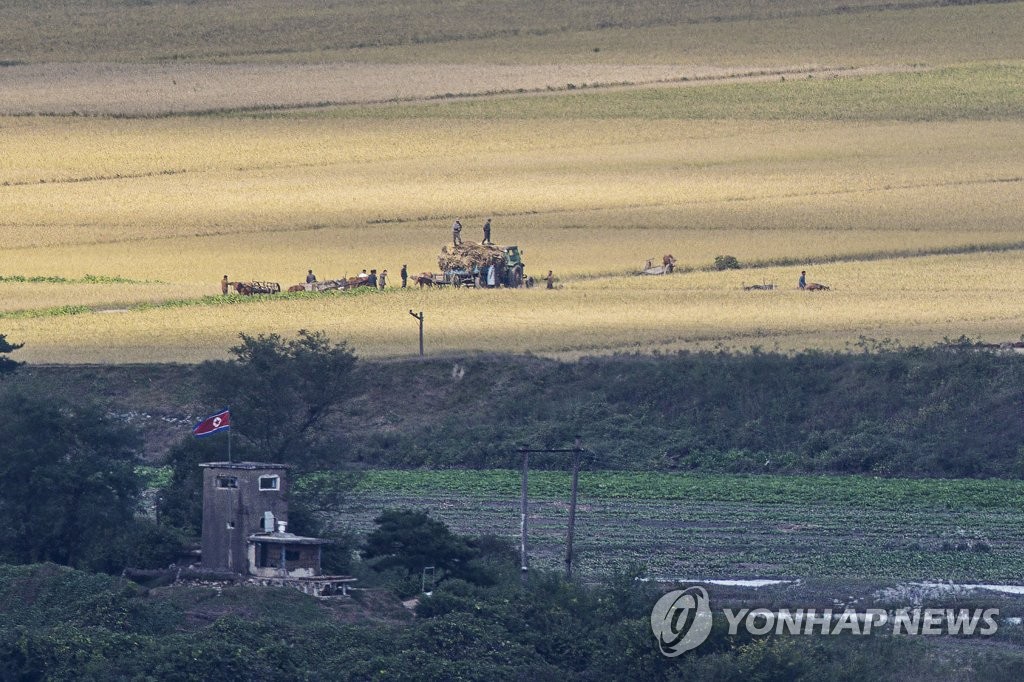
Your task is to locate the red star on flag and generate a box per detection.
[193,409,230,437]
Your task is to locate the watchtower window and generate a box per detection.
[259,475,280,491]
[216,476,238,489]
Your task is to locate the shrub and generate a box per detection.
[714,255,741,270]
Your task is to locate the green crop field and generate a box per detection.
[301,470,1024,583]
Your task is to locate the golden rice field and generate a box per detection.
[3,251,1023,363]
[2,117,1021,252]
[0,1,1021,363]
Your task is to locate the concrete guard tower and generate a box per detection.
[189,462,354,596]
[199,461,326,577]
[200,462,290,573]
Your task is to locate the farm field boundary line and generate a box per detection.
[0,168,189,188]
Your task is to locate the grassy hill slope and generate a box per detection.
[11,343,1024,477]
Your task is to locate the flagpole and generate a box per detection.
[227,405,232,463]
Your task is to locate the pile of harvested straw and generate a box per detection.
[438,242,506,271]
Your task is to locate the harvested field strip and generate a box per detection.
[0,63,742,118]
[309,64,1024,122]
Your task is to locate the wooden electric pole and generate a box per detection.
[520,449,529,580]
[564,436,582,579]
[516,437,588,581]
[408,310,424,356]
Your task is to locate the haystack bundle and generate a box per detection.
[438,242,506,271]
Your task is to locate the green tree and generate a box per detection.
[0,333,24,375]
[198,330,358,467]
[0,392,142,569]
[156,437,228,536]
[362,509,479,583]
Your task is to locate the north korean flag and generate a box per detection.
[192,409,230,437]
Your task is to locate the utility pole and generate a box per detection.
[564,436,582,579]
[408,310,424,356]
[520,449,529,581]
[516,437,588,581]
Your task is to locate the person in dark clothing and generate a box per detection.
[379,269,388,289]
[483,218,492,244]
[798,271,807,289]
[546,270,554,289]
[401,264,408,288]
[221,275,230,295]
[368,269,378,287]
[306,269,317,284]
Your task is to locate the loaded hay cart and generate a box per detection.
[437,241,525,288]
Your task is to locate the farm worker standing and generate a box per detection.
[306,269,317,284]
[486,264,496,287]
[546,270,554,289]
[452,219,463,246]
[483,218,492,244]
[401,264,408,288]
[798,271,806,289]
[368,269,378,287]
[379,269,388,289]
[221,275,230,295]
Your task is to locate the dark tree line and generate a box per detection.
[0,330,360,573]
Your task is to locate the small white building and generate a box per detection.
[247,511,327,578]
